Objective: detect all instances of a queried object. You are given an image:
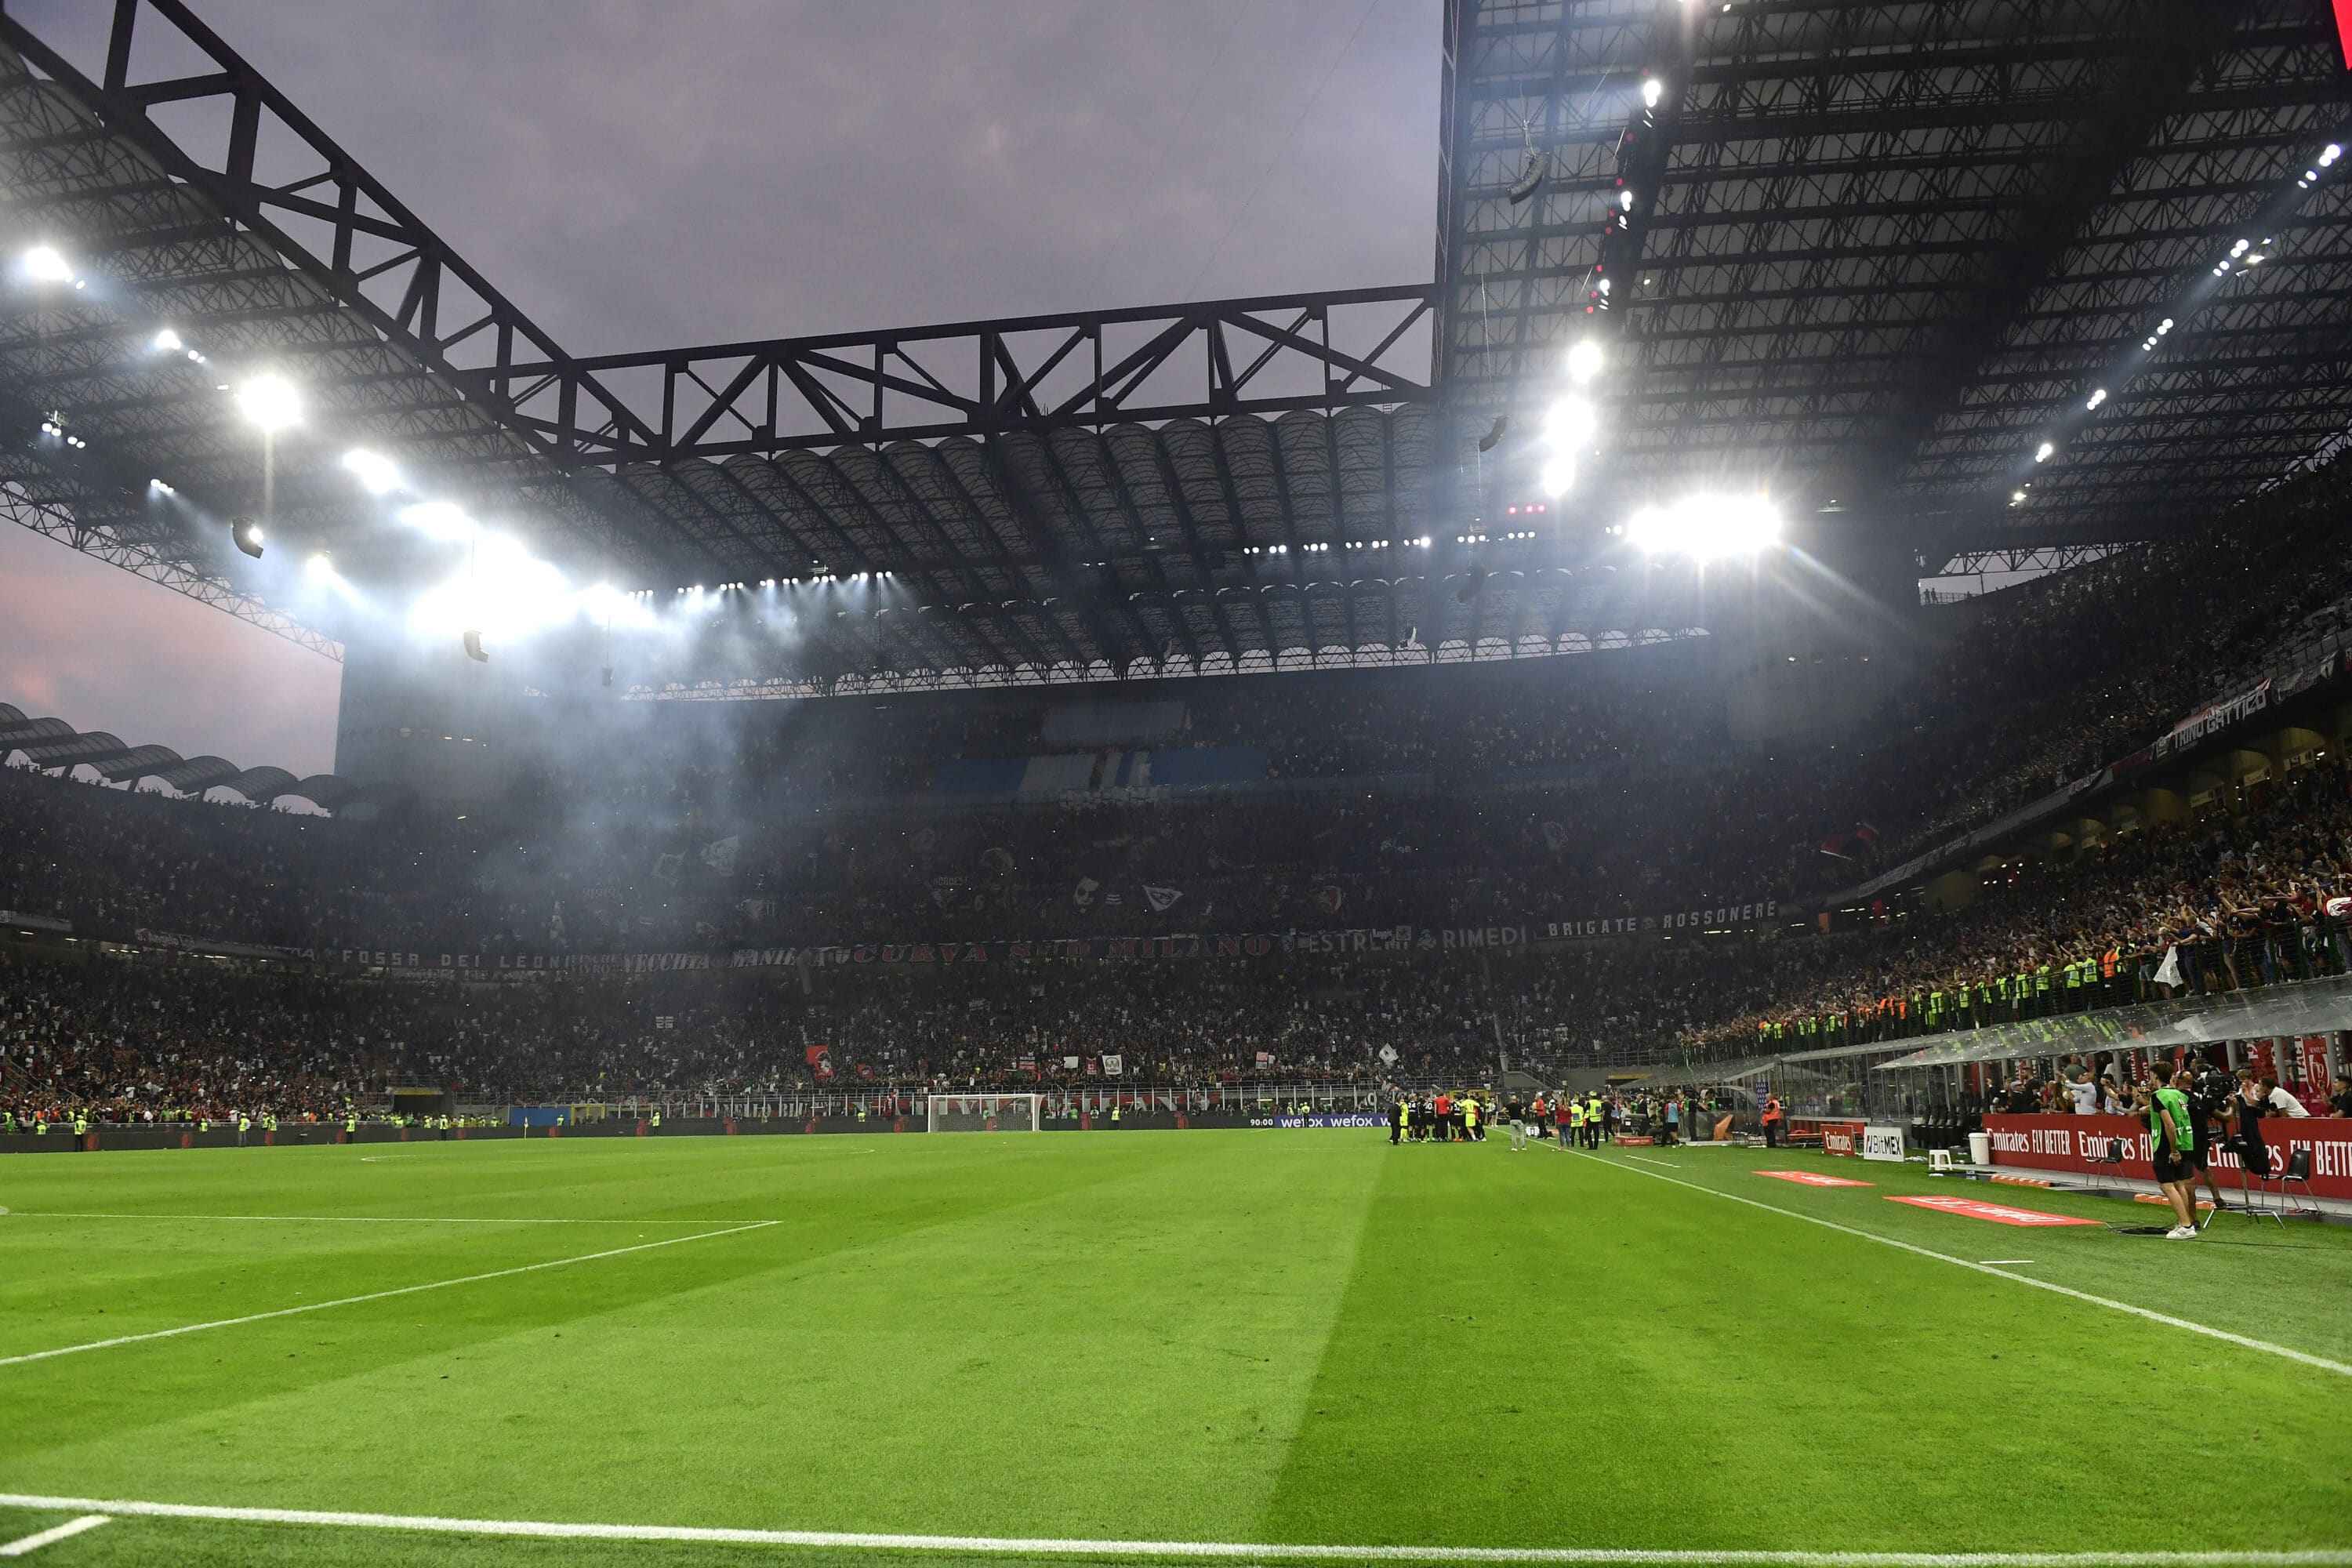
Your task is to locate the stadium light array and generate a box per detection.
[1624,494,1781,561]
[1642,77,1664,108]
[151,328,182,353]
[343,448,400,495]
[234,374,301,434]
[21,245,74,283]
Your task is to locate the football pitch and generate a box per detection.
[2,1131,2347,1568]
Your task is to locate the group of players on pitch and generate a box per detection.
[1389,1091,1608,1149]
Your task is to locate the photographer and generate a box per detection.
[2183,1063,2234,1214]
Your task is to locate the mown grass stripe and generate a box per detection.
[0,1494,2343,1566]
[1575,1151,2352,1377]
[0,1221,776,1368]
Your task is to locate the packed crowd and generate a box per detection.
[6,453,2352,1123]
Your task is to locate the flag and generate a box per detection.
[1073,877,1100,909]
[1377,1044,1399,1065]
[805,1045,833,1080]
[699,836,741,877]
[652,851,684,884]
[2153,945,2183,989]
[1142,884,1182,913]
[1063,1054,1080,1070]
[1102,1053,1123,1077]
[1254,1050,1276,1069]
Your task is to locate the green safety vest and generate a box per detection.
[2151,1087,2194,1154]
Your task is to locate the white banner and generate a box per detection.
[1862,1124,1906,1163]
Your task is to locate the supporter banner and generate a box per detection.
[1984,1114,2352,1201]
[1,909,71,934]
[2148,677,2271,764]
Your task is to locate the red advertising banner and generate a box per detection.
[2295,1036,2332,1091]
[1884,1195,2100,1227]
[1821,1122,1864,1157]
[1983,1115,2352,1200]
[1756,1170,1873,1187]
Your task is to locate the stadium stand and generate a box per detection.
[9,450,2352,1127]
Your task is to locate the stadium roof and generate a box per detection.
[2,0,2349,685]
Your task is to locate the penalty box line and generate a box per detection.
[0,1496,2344,1567]
[0,1221,777,1370]
[1574,1151,2352,1379]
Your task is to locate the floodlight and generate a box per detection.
[1618,188,1635,212]
[152,329,183,352]
[1541,457,1576,497]
[2324,144,2343,166]
[22,245,72,282]
[234,374,301,433]
[2085,388,2107,410]
[402,500,476,540]
[230,517,265,559]
[1564,339,1604,384]
[2034,442,2053,463]
[1642,77,1664,108]
[307,553,335,575]
[1623,494,1780,560]
[1541,397,1598,451]
[342,448,399,495]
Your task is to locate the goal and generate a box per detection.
[925,1092,1044,1133]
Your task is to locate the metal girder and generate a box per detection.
[1922,541,2139,579]
[476,287,1440,466]
[1440,0,2352,563]
[0,476,339,659]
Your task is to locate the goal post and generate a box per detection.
[924,1092,1044,1133]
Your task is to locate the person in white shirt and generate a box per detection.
[2257,1075,2310,1118]
[2065,1069,2100,1116]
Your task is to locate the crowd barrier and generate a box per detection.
[0,1105,1330,1153]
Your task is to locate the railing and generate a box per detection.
[1734,914,2352,1060]
[591,1082,1406,1123]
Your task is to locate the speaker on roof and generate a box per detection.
[1507,152,1548,205]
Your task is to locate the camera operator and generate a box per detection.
[2230,1066,2275,1185]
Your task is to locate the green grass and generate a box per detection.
[2,1131,2348,1566]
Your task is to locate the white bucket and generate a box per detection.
[1967,1131,1992,1167]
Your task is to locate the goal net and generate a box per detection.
[925,1092,1044,1133]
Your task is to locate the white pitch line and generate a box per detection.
[1575,1152,2352,1378]
[0,1495,2341,1566]
[0,1221,775,1369]
[9,1212,753,1225]
[0,1515,110,1557]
